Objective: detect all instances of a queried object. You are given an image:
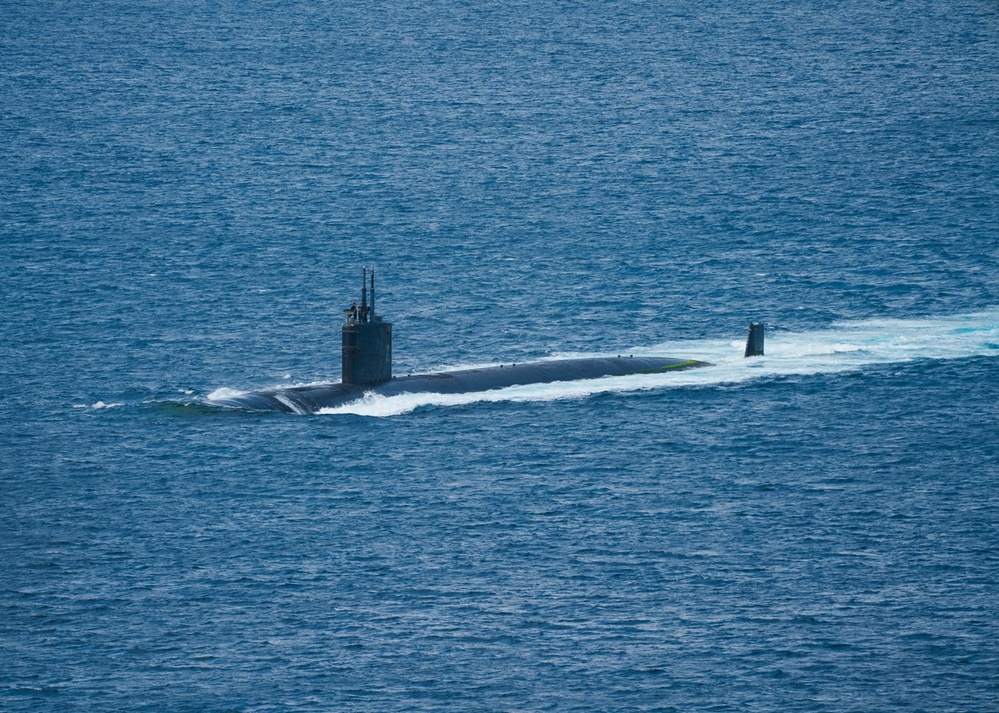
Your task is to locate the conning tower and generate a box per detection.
[341,267,392,386]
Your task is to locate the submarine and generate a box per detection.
[210,269,763,414]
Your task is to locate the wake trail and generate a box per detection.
[317,308,999,417]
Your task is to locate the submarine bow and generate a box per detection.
[208,268,715,414]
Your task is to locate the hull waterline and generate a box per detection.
[212,356,710,414]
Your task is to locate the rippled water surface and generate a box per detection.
[3,1,999,710]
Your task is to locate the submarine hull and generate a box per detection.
[212,356,709,414]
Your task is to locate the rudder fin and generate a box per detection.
[745,322,765,357]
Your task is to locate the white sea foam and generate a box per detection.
[317,308,999,418]
[206,387,247,402]
[273,392,309,415]
[88,401,124,410]
[206,378,340,407]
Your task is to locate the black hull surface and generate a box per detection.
[212,356,709,414]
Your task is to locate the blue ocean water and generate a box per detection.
[3,0,999,710]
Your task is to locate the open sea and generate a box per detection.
[3,1,999,710]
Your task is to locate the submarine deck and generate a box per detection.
[213,356,709,414]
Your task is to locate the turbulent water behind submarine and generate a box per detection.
[3,1,999,711]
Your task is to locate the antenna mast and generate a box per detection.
[360,267,368,322]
